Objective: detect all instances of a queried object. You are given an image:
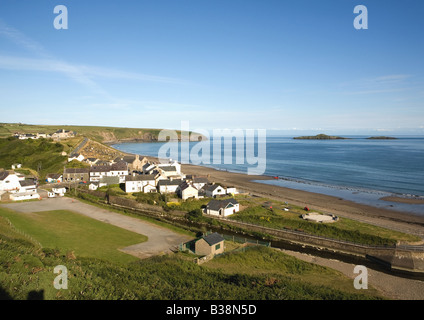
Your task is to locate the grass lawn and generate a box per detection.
[203,246,383,299]
[0,207,147,264]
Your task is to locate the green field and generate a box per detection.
[0,207,146,264]
[0,209,384,300]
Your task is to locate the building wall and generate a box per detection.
[181,187,198,200]
[195,238,224,256]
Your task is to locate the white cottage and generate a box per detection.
[205,198,239,217]
[203,184,226,198]
[125,174,158,193]
[0,171,22,192]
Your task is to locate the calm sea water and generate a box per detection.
[112,136,424,214]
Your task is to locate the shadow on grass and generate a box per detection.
[0,286,45,300]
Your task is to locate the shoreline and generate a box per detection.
[112,146,424,237]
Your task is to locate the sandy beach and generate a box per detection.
[121,153,424,239]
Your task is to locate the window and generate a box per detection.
[215,243,221,250]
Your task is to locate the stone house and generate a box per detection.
[195,233,225,257]
[63,168,90,182]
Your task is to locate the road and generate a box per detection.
[1,197,192,259]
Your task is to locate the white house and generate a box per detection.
[68,153,85,162]
[125,174,158,193]
[46,173,63,183]
[89,165,111,182]
[52,187,67,196]
[10,191,40,201]
[192,177,209,190]
[205,198,239,217]
[204,184,226,198]
[142,183,157,193]
[11,163,22,170]
[157,179,183,194]
[226,187,238,195]
[178,182,199,200]
[90,162,128,183]
[88,183,99,191]
[108,162,129,183]
[19,180,37,193]
[0,171,22,192]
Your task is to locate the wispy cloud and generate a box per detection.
[0,21,189,98]
[339,74,415,95]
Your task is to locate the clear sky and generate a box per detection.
[0,0,423,134]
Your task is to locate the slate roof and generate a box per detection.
[126,174,157,182]
[90,166,111,173]
[0,171,10,180]
[157,179,183,186]
[202,233,224,246]
[111,161,128,171]
[203,184,223,192]
[179,181,196,191]
[46,173,62,179]
[206,198,239,211]
[19,180,37,187]
[64,168,90,174]
[159,165,177,172]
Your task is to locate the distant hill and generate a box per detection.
[293,134,348,140]
[0,123,203,144]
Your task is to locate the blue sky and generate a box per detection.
[0,0,423,134]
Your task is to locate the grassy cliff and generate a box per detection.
[0,123,192,144]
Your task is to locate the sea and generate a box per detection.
[112,135,424,215]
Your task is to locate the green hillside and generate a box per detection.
[0,208,383,300]
[0,123,192,143]
[0,137,70,180]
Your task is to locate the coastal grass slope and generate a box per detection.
[0,123,191,144]
[0,206,383,300]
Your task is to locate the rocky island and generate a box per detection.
[366,136,397,140]
[293,134,348,140]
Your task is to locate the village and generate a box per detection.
[0,129,242,219]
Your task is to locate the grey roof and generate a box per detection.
[179,181,196,191]
[207,198,239,211]
[111,162,128,171]
[203,184,223,192]
[46,173,62,179]
[122,156,136,163]
[19,180,36,187]
[90,166,111,173]
[64,168,90,174]
[126,174,157,182]
[157,179,183,186]
[202,233,224,246]
[0,171,10,180]
[159,165,177,172]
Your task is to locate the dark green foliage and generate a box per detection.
[0,138,66,180]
